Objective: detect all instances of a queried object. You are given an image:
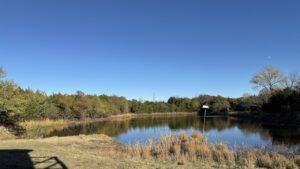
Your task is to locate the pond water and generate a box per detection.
[45,114,300,148]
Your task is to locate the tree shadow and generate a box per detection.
[0,149,68,169]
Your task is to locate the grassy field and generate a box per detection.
[0,134,220,169]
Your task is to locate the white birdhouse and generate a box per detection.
[202,105,209,109]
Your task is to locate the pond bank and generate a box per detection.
[0,134,220,169]
[9,112,195,139]
[22,112,196,126]
[3,112,299,148]
[1,133,299,169]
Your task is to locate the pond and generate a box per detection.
[44,114,300,148]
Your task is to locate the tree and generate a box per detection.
[211,96,230,113]
[262,88,300,115]
[0,80,29,120]
[71,91,91,119]
[284,71,300,89]
[296,82,300,92]
[251,66,286,92]
[237,94,262,111]
[0,67,5,78]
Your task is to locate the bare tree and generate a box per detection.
[296,81,300,91]
[251,66,286,92]
[284,71,300,89]
[0,67,5,78]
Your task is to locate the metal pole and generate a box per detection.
[202,109,206,134]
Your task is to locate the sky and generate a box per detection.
[0,0,300,101]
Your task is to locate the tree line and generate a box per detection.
[0,66,300,123]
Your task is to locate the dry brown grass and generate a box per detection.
[20,119,69,138]
[0,126,16,140]
[235,150,257,168]
[212,143,234,165]
[126,131,299,168]
[21,119,68,129]
[1,130,298,169]
[3,134,207,169]
[126,131,223,164]
[295,155,300,167]
[271,154,298,169]
[256,153,272,168]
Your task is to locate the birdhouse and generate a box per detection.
[202,105,209,109]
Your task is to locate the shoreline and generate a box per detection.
[1,132,299,169]
[22,111,196,125]
[11,112,196,140]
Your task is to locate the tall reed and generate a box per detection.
[126,131,299,168]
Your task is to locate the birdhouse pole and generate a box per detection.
[202,105,209,134]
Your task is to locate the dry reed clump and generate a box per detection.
[169,142,181,160]
[254,151,298,169]
[127,131,214,164]
[271,154,298,169]
[21,119,69,138]
[179,132,189,142]
[195,144,212,161]
[212,143,234,166]
[127,143,142,159]
[141,140,153,159]
[125,131,297,168]
[294,155,300,167]
[256,153,272,169]
[235,150,257,169]
[191,131,207,144]
[22,119,67,128]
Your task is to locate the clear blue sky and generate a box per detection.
[1,0,300,101]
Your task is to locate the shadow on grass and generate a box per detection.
[0,149,68,169]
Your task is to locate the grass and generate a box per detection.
[0,126,16,140]
[0,134,217,169]
[20,119,69,138]
[2,114,299,168]
[125,131,300,169]
[1,131,299,168]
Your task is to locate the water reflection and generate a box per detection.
[45,115,300,147]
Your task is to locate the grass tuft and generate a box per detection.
[294,155,300,167]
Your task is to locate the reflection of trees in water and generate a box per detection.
[200,118,232,132]
[226,119,300,146]
[266,127,300,146]
[228,120,271,142]
[47,120,130,137]
[45,115,300,146]
[131,116,202,130]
